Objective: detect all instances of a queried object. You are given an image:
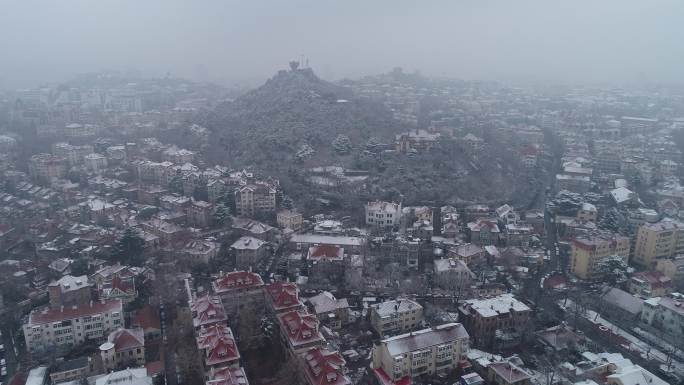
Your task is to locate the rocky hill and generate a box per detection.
[202,66,404,169]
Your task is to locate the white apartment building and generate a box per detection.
[52,142,95,166]
[369,298,423,337]
[640,293,684,340]
[23,299,124,353]
[371,323,469,382]
[28,153,68,183]
[365,201,402,229]
[84,153,108,174]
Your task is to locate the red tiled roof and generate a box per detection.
[373,368,411,385]
[543,274,569,290]
[207,366,249,385]
[7,372,26,385]
[632,271,672,289]
[146,361,164,377]
[29,299,122,325]
[277,310,323,348]
[196,324,234,350]
[132,305,161,331]
[266,282,302,312]
[111,276,135,293]
[110,328,144,351]
[213,271,264,293]
[204,334,240,367]
[191,295,227,328]
[303,348,350,385]
[308,245,344,261]
[468,219,500,233]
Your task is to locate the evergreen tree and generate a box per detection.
[595,255,632,286]
[193,184,209,201]
[221,189,237,213]
[332,134,352,154]
[112,227,145,266]
[168,175,184,195]
[213,203,231,227]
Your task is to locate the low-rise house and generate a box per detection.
[289,234,365,256]
[277,210,303,231]
[91,264,150,291]
[178,240,220,264]
[277,309,324,357]
[99,276,137,304]
[536,324,585,352]
[442,221,461,239]
[371,323,469,382]
[504,223,534,247]
[610,186,637,206]
[100,328,145,371]
[48,258,73,276]
[458,294,532,348]
[395,129,440,153]
[140,219,184,244]
[369,298,423,337]
[305,291,350,329]
[132,305,162,340]
[232,218,278,242]
[464,204,490,221]
[47,275,92,309]
[628,271,672,298]
[49,357,93,383]
[365,201,402,229]
[597,287,644,321]
[313,219,345,235]
[231,236,268,269]
[94,368,152,385]
[448,243,485,265]
[486,361,532,385]
[23,299,124,353]
[433,258,474,292]
[467,219,500,246]
[495,204,518,225]
[306,244,346,281]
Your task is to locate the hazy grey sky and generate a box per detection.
[1,0,682,88]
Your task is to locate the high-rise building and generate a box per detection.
[570,232,630,280]
[28,153,67,184]
[633,219,684,269]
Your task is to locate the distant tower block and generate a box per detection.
[289,60,300,71]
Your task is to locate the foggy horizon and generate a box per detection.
[2,0,684,89]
